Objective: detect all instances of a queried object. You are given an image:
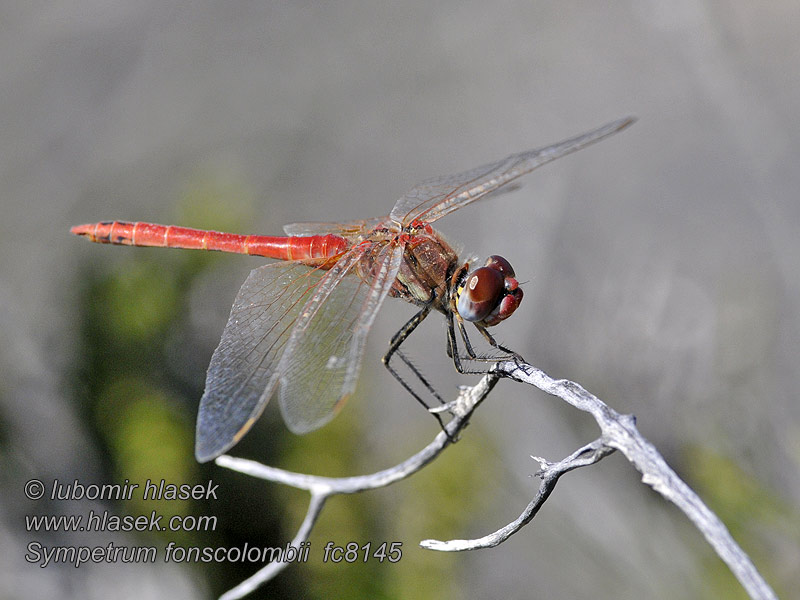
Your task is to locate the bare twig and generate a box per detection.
[489,360,777,600]
[215,372,499,600]
[215,359,777,600]
[421,438,614,551]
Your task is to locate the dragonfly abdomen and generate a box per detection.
[70,221,348,261]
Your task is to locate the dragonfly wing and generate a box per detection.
[277,241,404,434]
[389,117,635,225]
[283,217,387,241]
[195,260,329,462]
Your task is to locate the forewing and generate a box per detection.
[195,260,328,462]
[277,241,404,433]
[283,217,387,241]
[389,117,635,225]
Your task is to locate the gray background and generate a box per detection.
[2,1,798,598]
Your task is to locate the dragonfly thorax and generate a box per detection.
[388,228,461,310]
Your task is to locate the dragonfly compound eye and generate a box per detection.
[484,255,515,278]
[457,258,523,326]
[457,266,504,322]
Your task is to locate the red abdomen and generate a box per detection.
[70,221,349,262]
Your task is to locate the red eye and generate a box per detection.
[456,255,523,325]
[484,255,515,278]
[456,266,504,322]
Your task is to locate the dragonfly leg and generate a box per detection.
[383,304,451,434]
[447,312,486,374]
[447,314,522,374]
[446,312,467,372]
[475,324,524,363]
[393,349,446,405]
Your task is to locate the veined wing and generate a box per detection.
[389,117,635,226]
[283,217,389,241]
[277,240,404,433]
[195,241,404,461]
[195,259,336,461]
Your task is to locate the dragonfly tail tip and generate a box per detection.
[70,223,92,236]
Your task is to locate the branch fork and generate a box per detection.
[216,359,776,600]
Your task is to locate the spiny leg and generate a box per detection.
[383,303,449,432]
[446,311,468,374]
[394,349,446,405]
[447,313,521,375]
[447,313,492,374]
[473,323,524,362]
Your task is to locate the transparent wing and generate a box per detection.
[389,117,635,226]
[283,217,388,240]
[195,260,332,461]
[277,240,404,433]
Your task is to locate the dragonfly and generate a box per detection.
[72,117,634,462]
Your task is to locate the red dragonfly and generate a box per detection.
[72,117,634,462]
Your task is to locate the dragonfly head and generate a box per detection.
[456,255,523,327]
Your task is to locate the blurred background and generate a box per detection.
[2,1,799,598]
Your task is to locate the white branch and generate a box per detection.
[219,492,327,600]
[487,360,777,600]
[215,359,777,600]
[214,372,498,600]
[421,438,614,550]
